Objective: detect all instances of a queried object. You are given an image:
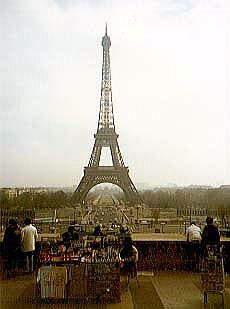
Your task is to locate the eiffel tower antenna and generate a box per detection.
[74,27,141,205]
[105,22,108,35]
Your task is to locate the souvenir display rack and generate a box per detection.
[87,261,120,303]
[201,245,225,308]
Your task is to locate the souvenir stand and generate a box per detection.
[37,235,121,304]
[201,245,225,308]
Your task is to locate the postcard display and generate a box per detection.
[201,245,225,307]
[37,236,121,303]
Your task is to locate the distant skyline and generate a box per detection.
[1,0,230,188]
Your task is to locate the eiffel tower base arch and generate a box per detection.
[74,166,141,205]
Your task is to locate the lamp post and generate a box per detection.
[179,216,184,234]
[137,205,141,223]
[161,222,166,233]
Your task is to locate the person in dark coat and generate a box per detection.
[120,236,138,278]
[202,216,220,256]
[62,225,79,249]
[93,225,102,236]
[3,219,21,278]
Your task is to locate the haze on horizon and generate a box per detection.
[1,0,230,188]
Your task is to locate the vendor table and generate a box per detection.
[37,261,121,303]
[36,235,121,304]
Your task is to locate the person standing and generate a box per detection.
[186,221,202,271]
[202,217,220,245]
[21,218,38,273]
[202,216,220,256]
[62,225,79,250]
[93,224,103,236]
[120,236,138,277]
[3,219,21,278]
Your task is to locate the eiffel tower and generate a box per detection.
[74,26,140,205]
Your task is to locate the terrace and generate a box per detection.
[1,233,230,309]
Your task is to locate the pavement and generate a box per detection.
[1,272,230,309]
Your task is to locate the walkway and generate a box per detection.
[1,272,230,309]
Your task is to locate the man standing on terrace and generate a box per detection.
[21,218,38,273]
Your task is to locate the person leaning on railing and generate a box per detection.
[186,221,202,243]
[186,221,202,271]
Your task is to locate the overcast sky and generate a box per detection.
[1,0,230,188]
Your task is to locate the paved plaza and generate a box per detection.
[1,272,230,309]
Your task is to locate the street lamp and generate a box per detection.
[161,222,166,233]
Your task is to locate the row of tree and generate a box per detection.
[0,190,72,210]
[0,187,230,210]
[140,188,230,209]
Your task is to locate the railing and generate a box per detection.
[134,240,230,273]
[1,238,229,281]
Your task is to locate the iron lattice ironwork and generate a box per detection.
[74,26,140,205]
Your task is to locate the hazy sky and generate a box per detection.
[1,0,230,188]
